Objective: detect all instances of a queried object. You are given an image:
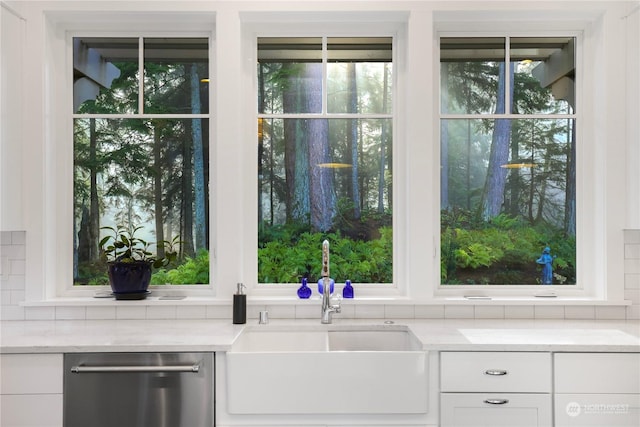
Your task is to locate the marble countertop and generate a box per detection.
[1,318,639,354]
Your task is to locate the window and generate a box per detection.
[72,36,210,287]
[439,36,577,286]
[256,36,394,286]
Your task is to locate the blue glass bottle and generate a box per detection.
[342,280,354,298]
[317,278,335,295]
[297,277,312,299]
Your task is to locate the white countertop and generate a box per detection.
[1,318,639,354]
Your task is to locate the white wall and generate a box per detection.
[0,0,638,320]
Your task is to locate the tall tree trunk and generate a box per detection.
[190,64,206,251]
[153,124,165,258]
[89,118,100,261]
[347,63,361,219]
[564,119,576,236]
[481,62,514,220]
[379,63,389,214]
[304,64,334,231]
[183,121,195,257]
[440,64,449,211]
[283,65,310,223]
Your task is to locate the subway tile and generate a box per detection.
[10,231,25,245]
[414,305,445,319]
[294,303,318,319]
[355,304,385,319]
[1,275,25,290]
[595,305,626,320]
[534,305,565,319]
[0,305,25,320]
[10,290,25,305]
[25,306,55,320]
[474,305,505,319]
[56,306,86,320]
[564,305,595,319]
[505,305,534,319]
[624,229,640,244]
[0,290,10,305]
[625,289,640,304]
[246,304,265,320]
[444,305,474,319]
[264,304,295,319]
[626,304,640,320]
[626,273,640,289]
[9,259,25,275]
[115,306,147,320]
[86,306,116,320]
[1,244,25,260]
[206,305,232,319]
[385,304,415,319]
[625,258,640,274]
[176,305,207,319]
[0,231,11,245]
[146,305,177,320]
[336,303,355,319]
[626,244,640,259]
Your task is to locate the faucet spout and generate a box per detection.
[321,240,340,324]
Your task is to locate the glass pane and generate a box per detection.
[258,118,392,284]
[73,118,210,286]
[440,37,505,115]
[73,37,139,114]
[511,37,575,114]
[441,118,576,285]
[327,37,393,114]
[144,38,209,114]
[258,37,323,114]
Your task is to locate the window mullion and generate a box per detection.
[505,36,511,115]
[138,36,144,114]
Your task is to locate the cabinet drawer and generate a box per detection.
[441,352,551,392]
[0,394,63,427]
[0,354,63,394]
[555,353,640,393]
[555,393,640,426]
[441,393,552,427]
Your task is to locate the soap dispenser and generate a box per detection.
[233,283,246,324]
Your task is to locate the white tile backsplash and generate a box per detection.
[1,229,639,321]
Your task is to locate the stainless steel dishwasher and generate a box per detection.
[64,352,214,427]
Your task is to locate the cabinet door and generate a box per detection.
[0,354,63,394]
[441,393,552,427]
[0,394,63,427]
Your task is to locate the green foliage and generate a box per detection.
[151,250,209,285]
[99,225,180,268]
[441,210,576,284]
[258,222,392,283]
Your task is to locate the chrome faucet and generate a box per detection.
[320,240,341,324]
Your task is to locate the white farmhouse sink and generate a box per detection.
[225,325,428,415]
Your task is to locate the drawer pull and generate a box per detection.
[484,399,509,405]
[484,369,508,376]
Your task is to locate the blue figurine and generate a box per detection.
[536,246,555,285]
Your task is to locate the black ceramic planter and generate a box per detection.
[107,261,152,299]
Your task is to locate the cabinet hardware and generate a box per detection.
[70,364,200,373]
[484,398,509,405]
[484,369,508,376]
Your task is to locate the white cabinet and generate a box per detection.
[554,353,640,427]
[440,352,552,427]
[0,354,63,427]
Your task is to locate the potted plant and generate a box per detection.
[99,225,178,299]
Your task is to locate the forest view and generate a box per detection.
[73,37,210,286]
[257,37,393,284]
[440,37,577,285]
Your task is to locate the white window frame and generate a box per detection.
[239,16,409,299]
[431,16,624,301]
[34,12,217,300]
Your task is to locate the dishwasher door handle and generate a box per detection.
[70,364,200,373]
